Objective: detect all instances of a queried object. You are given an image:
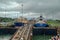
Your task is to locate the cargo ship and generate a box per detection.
[14,17,28,27]
[32,16,57,40]
[33,16,57,35]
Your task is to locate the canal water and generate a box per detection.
[0,34,12,40]
[33,35,52,40]
[0,28,17,40]
[0,35,52,40]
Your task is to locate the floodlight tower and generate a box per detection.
[21,3,24,22]
[21,4,23,18]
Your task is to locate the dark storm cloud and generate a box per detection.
[0,0,60,19]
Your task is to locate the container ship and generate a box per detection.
[33,16,57,35]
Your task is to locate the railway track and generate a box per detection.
[10,25,33,40]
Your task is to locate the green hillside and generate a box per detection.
[47,20,60,27]
[0,17,14,22]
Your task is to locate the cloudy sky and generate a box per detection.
[0,0,60,19]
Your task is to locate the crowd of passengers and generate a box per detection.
[49,34,60,40]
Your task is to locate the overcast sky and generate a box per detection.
[0,0,60,19]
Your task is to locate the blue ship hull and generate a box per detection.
[14,22,24,27]
[33,23,57,35]
[34,23,49,27]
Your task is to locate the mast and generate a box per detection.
[40,13,43,20]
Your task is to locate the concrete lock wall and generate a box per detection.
[0,28,17,35]
[33,28,57,35]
